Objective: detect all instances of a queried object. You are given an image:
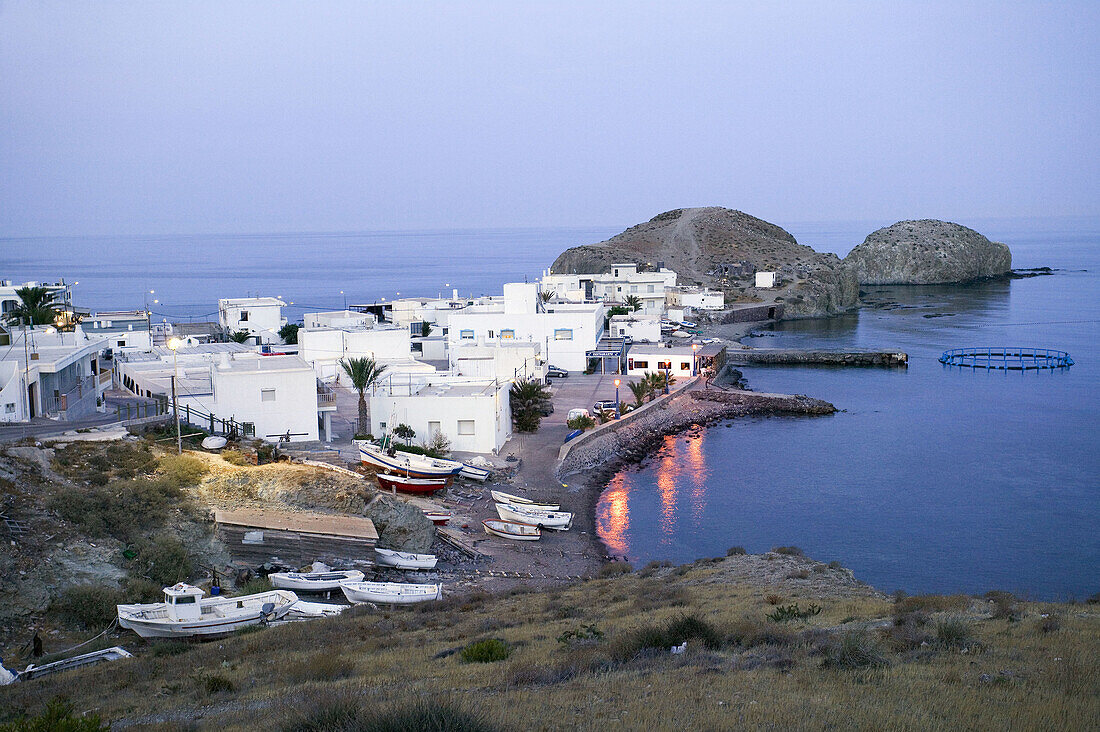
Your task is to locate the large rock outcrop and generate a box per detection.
[845,220,1011,285]
[551,207,857,318]
[364,495,435,553]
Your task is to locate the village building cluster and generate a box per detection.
[1,261,768,450]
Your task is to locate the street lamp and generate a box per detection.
[167,337,182,454]
[614,378,621,419]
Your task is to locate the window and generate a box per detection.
[647,285,655,293]
[632,360,648,370]
[681,362,691,371]
[261,388,276,402]
[488,330,494,339]
[554,329,573,340]
[460,329,474,340]
[457,419,475,435]
[117,340,126,347]
[4,403,14,414]
[240,310,249,322]
[658,361,672,371]
[500,329,515,340]
[174,596,196,605]
[428,421,441,438]
[630,285,638,293]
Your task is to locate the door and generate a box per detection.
[27,382,37,418]
[428,421,441,440]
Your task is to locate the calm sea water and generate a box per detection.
[4,219,1097,598]
[598,220,1100,599]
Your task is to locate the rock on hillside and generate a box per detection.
[551,207,857,317]
[845,219,1012,285]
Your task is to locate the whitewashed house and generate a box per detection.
[117,345,333,442]
[303,310,375,329]
[370,375,511,454]
[625,344,699,379]
[451,341,546,382]
[666,286,724,310]
[0,325,110,422]
[85,310,153,352]
[0,279,74,321]
[298,324,433,382]
[446,283,605,372]
[608,313,661,343]
[218,297,287,344]
[541,263,678,315]
[755,271,778,288]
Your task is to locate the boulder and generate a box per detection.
[364,495,435,553]
[845,220,1011,285]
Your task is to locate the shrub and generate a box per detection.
[0,699,107,731]
[934,616,975,649]
[130,535,193,586]
[822,628,889,670]
[613,614,722,661]
[460,638,512,663]
[632,581,688,611]
[220,449,250,466]
[828,560,844,570]
[236,576,273,595]
[198,673,235,695]
[288,653,357,683]
[283,696,496,732]
[48,477,187,543]
[157,454,208,487]
[985,590,1020,620]
[52,584,126,630]
[766,603,822,623]
[422,431,451,458]
[566,415,596,430]
[772,546,804,556]
[726,546,747,556]
[557,623,604,647]
[727,618,796,648]
[765,594,783,605]
[894,594,970,614]
[1037,616,1061,633]
[598,561,633,578]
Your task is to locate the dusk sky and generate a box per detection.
[2,1,1097,236]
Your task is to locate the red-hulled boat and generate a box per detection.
[376,473,450,494]
[423,510,452,525]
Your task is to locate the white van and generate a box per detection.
[567,408,591,422]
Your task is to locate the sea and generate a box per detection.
[3,218,1097,599]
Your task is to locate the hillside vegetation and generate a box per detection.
[2,551,1096,730]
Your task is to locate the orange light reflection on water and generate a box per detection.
[685,430,708,524]
[596,472,631,557]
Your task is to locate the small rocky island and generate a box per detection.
[845,219,1012,285]
[552,207,858,317]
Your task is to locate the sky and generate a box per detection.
[1,1,1097,236]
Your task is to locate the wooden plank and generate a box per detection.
[214,508,378,541]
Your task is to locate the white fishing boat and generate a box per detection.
[423,509,452,525]
[490,490,560,511]
[375,547,438,570]
[339,581,443,605]
[425,455,491,481]
[117,583,298,638]
[202,435,228,450]
[268,569,365,592]
[482,519,541,541]
[14,647,134,683]
[495,502,573,530]
[283,601,347,621]
[359,443,461,479]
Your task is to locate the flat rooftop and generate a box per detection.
[215,508,378,541]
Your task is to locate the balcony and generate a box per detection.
[317,382,337,409]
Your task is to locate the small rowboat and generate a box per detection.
[376,473,450,494]
[495,502,573,530]
[423,510,451,525]
[283,601,347,621]
[375,547,438,570]
[491,490,559,511]
[117,583,298,638]
[483,519,541,541]
[268,570,365,592]
[340,581,442,605]
[426,456,491,481]
[359,443,461,479]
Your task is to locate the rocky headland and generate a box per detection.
[845,219,1012,285]
[551,207,858,318]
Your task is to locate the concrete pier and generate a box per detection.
[725,349,908,367]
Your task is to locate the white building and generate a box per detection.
[117,345,332,442]
[0,325,109,422]
[303,310,375,329]
[608,313,661,343]
[666,286,725,310]
[446,283,605,372]
[370,375,511,454]
[625,345,699,379]
[541,263,677,316]
[218,297,286,344]
[85,310,153,352]
[0,279,74,322]
[298,324,432,382]
[451,341,545,382]
[755,271,778,288]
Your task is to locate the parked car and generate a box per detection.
[592,400,618,413]
[546,366,569,378]
[567,408,591,422]
[537,401,555,416]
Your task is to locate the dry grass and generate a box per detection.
[1,558,1097,730]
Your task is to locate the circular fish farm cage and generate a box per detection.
[939,348,1074,370]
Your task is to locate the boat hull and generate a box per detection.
[376,474,450,494]
[490,490,559,511]
[269,570,365,592]
[375,548,438,570]
[360,445,461,479]
[340,581,442,604]
[117,590,298,638]
[483,519,541,541]
[495,503,573,530]
[423,510,451,525]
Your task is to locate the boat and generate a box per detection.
[359,442,461,479]
[425,455,491,481]
[490,490,560,511]
[13,647,133,683]
[375,547,438,570]
[482,519,541,541]
[116,583,298,638]
[283,601,347,621]
[268,569,365,592]
[376,473,450,494]
[423,509,451,525]
[495,502,573,530]
[339,581,443,605]
[201,435,228,450]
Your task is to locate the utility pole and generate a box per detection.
[171,373,181,454]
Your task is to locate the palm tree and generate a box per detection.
[340,356,388,435]
[3,286,61,326]
[539,290,556,304]
[628,380,648,408]
[229,330,252,343]
[509,377,551,432]
[624,295,643,312]
[279,323,300,344]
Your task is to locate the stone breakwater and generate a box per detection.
[726,349,908,367]
[556,388,836,479]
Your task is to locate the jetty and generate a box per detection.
[725,348,908,367]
